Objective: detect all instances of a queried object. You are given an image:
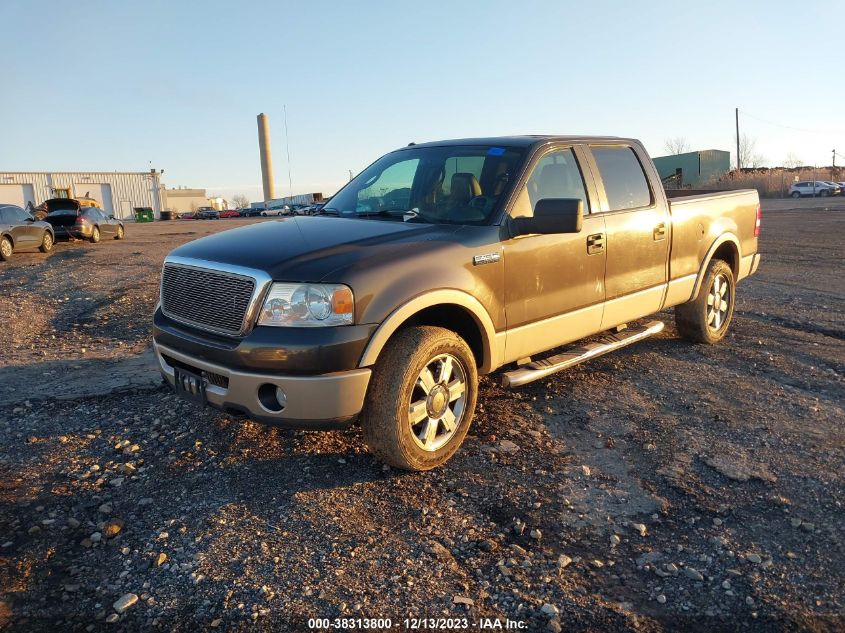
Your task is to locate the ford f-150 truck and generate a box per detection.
[153,136,761,470]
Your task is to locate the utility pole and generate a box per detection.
[735,107,741,171]
[833,149,836,169]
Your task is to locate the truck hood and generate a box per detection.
[169,216,465,282]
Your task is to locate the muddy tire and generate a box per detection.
[0,236,12,261]
[361,326,478,471]
[39,231,53,253]
[91,226,100,243]
[115,225,124,240]
[675,259,735,344]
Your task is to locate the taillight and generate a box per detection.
[754,204,761,237]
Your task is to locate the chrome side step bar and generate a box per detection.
[500,321,665,388]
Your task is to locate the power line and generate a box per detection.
[738,110,845,136]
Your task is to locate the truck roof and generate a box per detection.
[400,135,638,150]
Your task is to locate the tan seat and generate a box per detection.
[450,173,482,206]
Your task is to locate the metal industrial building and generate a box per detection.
[0,170,165,219]
[652,150,730,188]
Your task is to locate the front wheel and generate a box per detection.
[675,259,735,344]
[39,231,53,252]
[0,236,12,261]
[91,226,100,243]
[115,225,125,240]
[361,326,478,471]
[820,189,830,197]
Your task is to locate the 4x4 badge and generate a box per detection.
[473,252,501,266]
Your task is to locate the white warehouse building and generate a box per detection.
[0,170,166,219]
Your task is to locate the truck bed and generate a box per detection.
[663,187,759,290]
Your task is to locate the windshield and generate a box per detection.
[326,144,527,224]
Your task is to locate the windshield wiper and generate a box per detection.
[355,208,433,223]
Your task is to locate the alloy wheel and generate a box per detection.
[408,353,467,452]
[707,273,731,331]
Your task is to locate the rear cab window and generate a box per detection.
[590,146,653,211]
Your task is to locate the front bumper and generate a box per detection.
[155,341,371,428]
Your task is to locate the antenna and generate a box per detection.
[283,105,293,202]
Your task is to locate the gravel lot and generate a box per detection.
[1,202,843,632]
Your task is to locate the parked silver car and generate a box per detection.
[788,181,840,198]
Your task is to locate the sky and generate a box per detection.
[2,0,844,203]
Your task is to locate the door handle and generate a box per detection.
[653,222,667,241]
[587,232,605,255]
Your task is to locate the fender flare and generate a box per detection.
[689,232,741,301]
[358,289,498,374]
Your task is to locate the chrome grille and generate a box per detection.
[161,263,256,336]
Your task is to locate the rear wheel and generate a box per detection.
[790,191,801,199]
[0,236,12,261]
[39,231,53,253]
[675,259,735,344]
[115,225,125,240]
[91,226,100,243]
[361,326,478,471]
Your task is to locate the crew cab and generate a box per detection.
[153,136,761,470]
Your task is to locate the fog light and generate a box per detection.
[257,383,286,412]
[275,387,287,409]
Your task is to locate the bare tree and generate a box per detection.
[782,152,802,169]
[663,137,690,155]
[735,134,766,169]
[232,194,250,209]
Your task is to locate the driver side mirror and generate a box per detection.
[108,214,115,219]
[511,198,583,237]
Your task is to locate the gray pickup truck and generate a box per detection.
[153,136,761,470]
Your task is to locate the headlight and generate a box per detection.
[257,283,354,327]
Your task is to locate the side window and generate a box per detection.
[8,207,27,222]
[592,146,652,211]
[0,209,7,223]
[511,148,590,218]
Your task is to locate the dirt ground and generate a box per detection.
[0,201,842,632]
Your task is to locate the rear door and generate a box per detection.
[586,144,670,330]
[89,208,113,235]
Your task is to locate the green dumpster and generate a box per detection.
[134,207,155,223]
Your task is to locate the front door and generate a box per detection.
[587,145,670,329]
[502,146,606,363]
[7,206,39,246]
